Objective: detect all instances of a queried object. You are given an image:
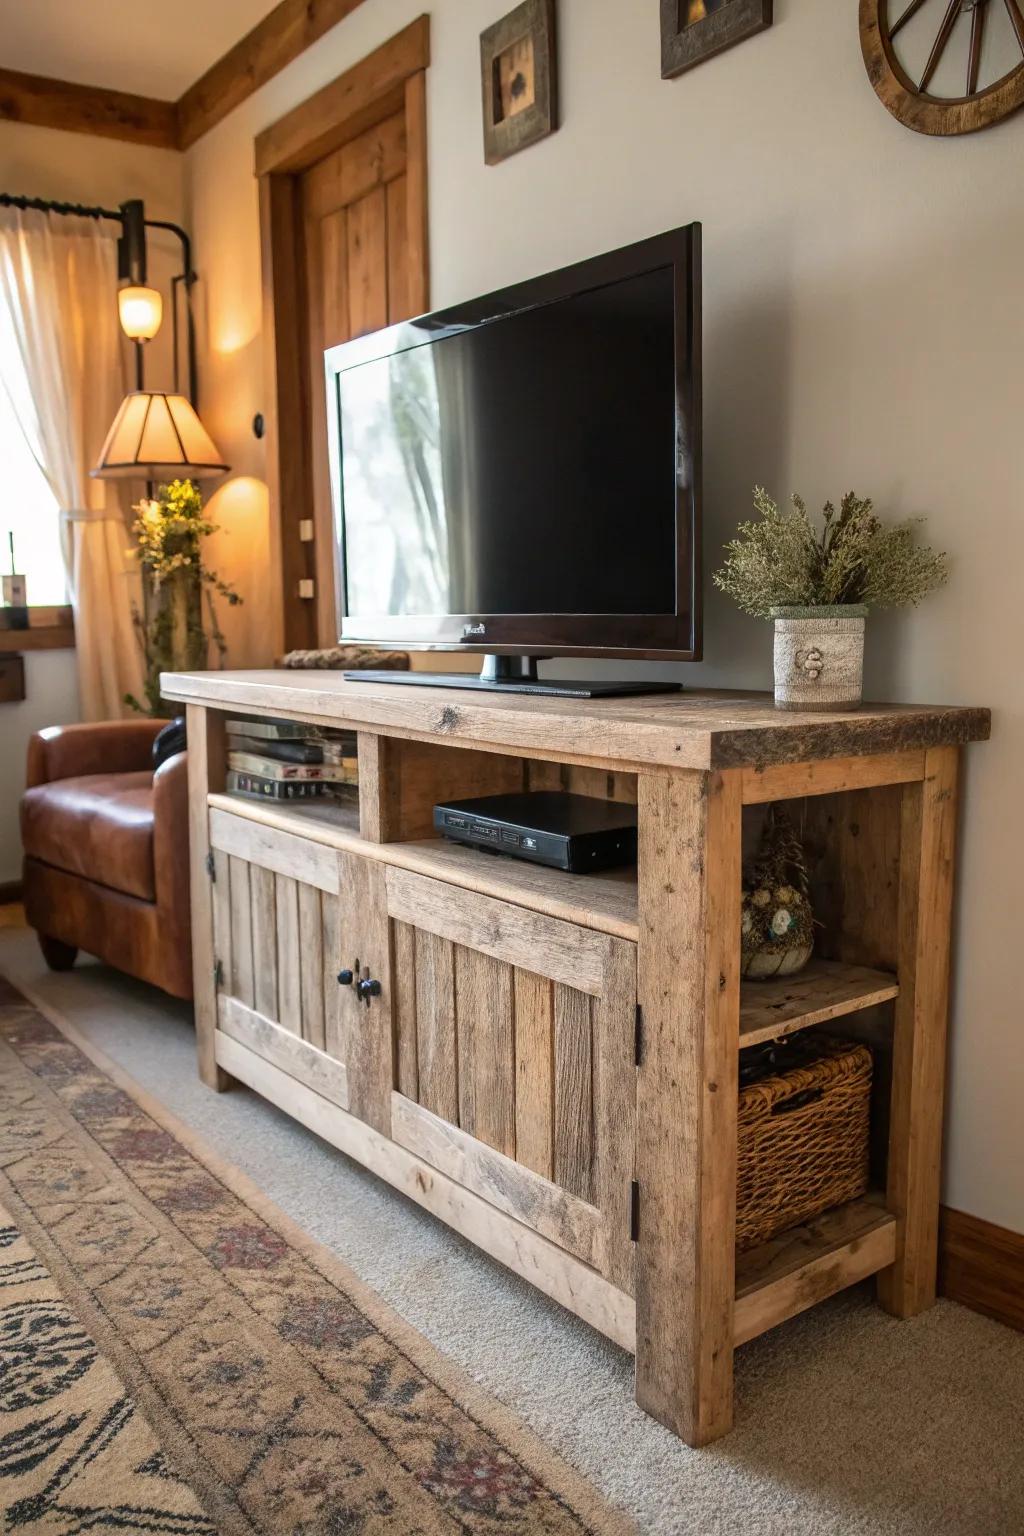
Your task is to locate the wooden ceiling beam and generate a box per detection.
[0,0,374,153]
[0,67,177,149]
[177,0,370,150]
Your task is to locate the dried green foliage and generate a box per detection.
[713,488,949,619]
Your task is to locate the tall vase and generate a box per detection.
[771,605,867,711]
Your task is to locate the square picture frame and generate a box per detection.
[661,0,773,79]
[480,0,559,166]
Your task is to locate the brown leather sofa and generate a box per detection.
[21,721,193,999]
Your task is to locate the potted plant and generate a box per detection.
[127,478,242,716]
[714,489,948,710]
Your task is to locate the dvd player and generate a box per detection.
[433,791,638,874]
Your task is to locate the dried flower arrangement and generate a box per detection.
[714,489,949,618]
[742,805,815,980]
[713,490,950,710]
[126,478,242,716]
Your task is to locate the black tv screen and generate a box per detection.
[326,225,701,660]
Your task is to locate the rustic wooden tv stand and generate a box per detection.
[163,670,989,1446]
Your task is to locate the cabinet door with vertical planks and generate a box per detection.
[207,808,350,1112]
[383,866,638,1293]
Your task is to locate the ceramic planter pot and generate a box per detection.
[771,605,867,711]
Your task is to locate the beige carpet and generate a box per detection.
[2,926,1022,1536]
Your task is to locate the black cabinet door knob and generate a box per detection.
[337,969,354,986]
[356,977,382,1001]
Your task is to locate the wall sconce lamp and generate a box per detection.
[118,285,163,341]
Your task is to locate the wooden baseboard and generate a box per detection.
[939,1206,1024,1332]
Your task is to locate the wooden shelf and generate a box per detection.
[734,1193,896,1345]
[207,791,639,941]
[739,960,899,1049]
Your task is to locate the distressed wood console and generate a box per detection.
[163,670,989,1445]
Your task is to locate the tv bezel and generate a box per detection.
[324,223,702,663]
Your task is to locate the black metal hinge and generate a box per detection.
[205,850,216,880]
[634,1004,643,1066]
[629,1180,640,1242]
[213,958,223,988]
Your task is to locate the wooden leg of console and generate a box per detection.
[635,768,742,1446]
[186,704,232,1091]
[878,745,959,1317]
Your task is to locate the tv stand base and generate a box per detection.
[345,654,682,699]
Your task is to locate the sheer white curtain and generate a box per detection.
[0,207,144,718]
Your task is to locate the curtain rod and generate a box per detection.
[0,192,198,405]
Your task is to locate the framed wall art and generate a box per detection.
[480,0,558,165]
[661,0,773,79]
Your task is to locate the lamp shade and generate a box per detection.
[118,285,163,341]
[91,391,229,480]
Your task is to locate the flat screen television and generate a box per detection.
[325,223,701,697]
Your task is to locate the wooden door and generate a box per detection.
[301,80,428,650]
[257,20,430,658]
[209,809,350,1111]
[379,867,639,1293]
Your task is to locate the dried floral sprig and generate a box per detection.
[714,489,949,619]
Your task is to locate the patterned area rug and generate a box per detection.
[0,978,633,1535]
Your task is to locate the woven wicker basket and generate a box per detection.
[736,1036,872,1252]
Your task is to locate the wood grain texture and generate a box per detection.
[392,919,419,1099]
[390,1093,602,1265]
[402,70,429,315]
[162,673,990,773]
[513,969,554,1180]
[321,890,343,1061]
[219,994,349,1110]
[337,851,392,1133]
[386,867,611,997]
[209,805,340,893]
[636,768,742,1446]
[216,1030,636,1349]
[178,0,372,149]
[553,985,593,1204]
[298,882,326,1048]
[255,15,430,175]
[742,750,925,804]
[299,109,406,221]
[227,855,255,1008]
[735,1195,896,1345]
[413,928,458,1124]
[739,960,899,1048]
[593,939,638,1294]
[211,849,232,1006]
[259,172,314,655]
[0,67,177,146]
[345,186,388,337]
[369,736,526,842]
[250,865,279,1022]
[186,705,229,1090]
[803,785,903,971]
[455,946,515,1156]
[878,747,960,1317]
[939,1206,1024,1333]
[274,875,302,1034]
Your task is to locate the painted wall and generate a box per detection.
[0,121,186,882]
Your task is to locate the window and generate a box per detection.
[0,351,68,607]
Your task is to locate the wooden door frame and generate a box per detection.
[257,16,430,657]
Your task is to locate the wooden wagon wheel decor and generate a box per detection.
[860,0,1024,134]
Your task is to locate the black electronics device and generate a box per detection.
[433,791,638,874]
[324,223,702,698]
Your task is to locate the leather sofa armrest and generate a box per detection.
[152,750,192,918]
[27,721,164,787]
